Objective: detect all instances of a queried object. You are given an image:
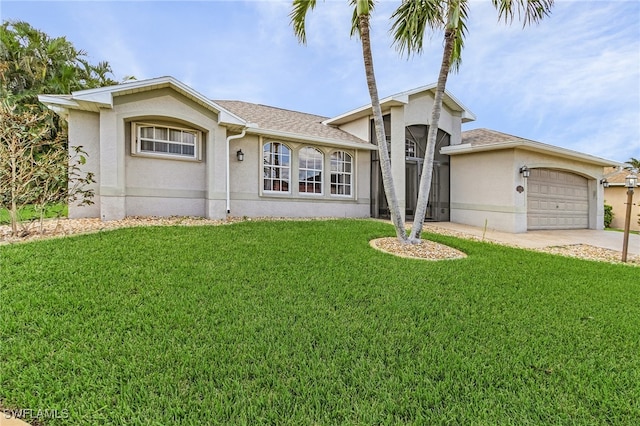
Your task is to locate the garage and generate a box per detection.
[527,168,589,230]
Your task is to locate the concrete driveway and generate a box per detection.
[423,222,640,256]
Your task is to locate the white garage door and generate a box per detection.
[527,169,589,230]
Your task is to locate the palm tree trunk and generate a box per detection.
[358,14,407,242]
[409,28,456,242]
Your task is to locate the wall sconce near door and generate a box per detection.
[600,178,609,188]
[236,149,244,162]
[519,166,530,178]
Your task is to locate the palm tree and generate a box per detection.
[625,157,640,171]
[391,0,554,242]
[291,0,408,242]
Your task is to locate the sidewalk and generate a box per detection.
[422,222,640,256]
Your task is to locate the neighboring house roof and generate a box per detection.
[443,128,622,167]
[603,167,639,187]
[39,76,246,126]
[215,100,371,149]
[324,83,476,126]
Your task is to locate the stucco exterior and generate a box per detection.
[446,130,615,233]
[604,185,640,232]
[41,77,620,233]
[44,77,374,222]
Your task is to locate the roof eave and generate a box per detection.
[324,85,475,126]
[40,76,246,126]
[247,127,375,151]
[442,140,623,167]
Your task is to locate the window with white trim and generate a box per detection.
[298,147,323,194]
[134,123,200,160]
[263,142,290,192]
[330,151,352,196]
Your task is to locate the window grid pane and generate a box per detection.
[263,142,291,192]
[139,125,197,158]
[330,151,352,196]
[299,147,323,194]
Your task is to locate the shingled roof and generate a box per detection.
[461,128,535,146]
[446,128,619,167]
[215,100,367,145]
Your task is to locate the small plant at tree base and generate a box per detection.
[603,203,614,228]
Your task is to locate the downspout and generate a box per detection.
[226,128,247,215]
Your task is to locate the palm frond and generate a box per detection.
[290,0,317,44]
[492,0,554,27]
[390,0,444,57]
[449,0,468,72]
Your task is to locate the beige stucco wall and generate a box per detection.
[604,186,640,231]
[228,134,370,218]
[337,118,369,141]
[450,147,606,233]
[111,89,219,219]
[403,92,462,145]
[450,150,524,232]
[68,87,372,221]
[68,110,101,218]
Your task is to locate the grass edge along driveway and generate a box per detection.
[1,219,638,425]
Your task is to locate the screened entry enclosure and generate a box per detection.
[370,120,451,222]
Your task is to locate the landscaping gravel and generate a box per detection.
[1,216,637,266]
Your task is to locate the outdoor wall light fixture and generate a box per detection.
[236,149,244,162]
[519,166,530,178]
[600,178,609,188]
[621,172,637,262]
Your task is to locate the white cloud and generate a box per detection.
[3,0,638,161]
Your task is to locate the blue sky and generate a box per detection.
[2,0,639,162]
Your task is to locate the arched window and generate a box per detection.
[330,151,352,196]
[263,142,291,192]
[299,147,323,194]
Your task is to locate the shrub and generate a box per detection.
[604,203,613,228]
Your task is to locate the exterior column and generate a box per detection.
[390,106,406,223]
[205,125,227,219]
[98,109,126,220]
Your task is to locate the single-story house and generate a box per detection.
[602,167,640,232]
[39,76,620,233]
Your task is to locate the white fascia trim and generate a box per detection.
[247,128,376,151]
[46,76,245,126]
[324,84,476,125]
[322,96,408,126]
[38,94,78,108]
[442,141,623,167]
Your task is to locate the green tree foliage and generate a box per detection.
[1,21,115,235]
[0,95,95,236]
[603,203,613,228]
[1,20,118,109]
[291,0,408,242]
[625,157,640,170]
[390,0,554,241]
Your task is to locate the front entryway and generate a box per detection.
[371,122,450,222]
[527,168,589,230]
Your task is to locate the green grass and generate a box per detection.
[0,203,67,224]
[1,219,639,425]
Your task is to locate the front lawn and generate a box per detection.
[1,220,638,425]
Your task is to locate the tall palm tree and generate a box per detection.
[391,0,554,242]
[291,0,408,242]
